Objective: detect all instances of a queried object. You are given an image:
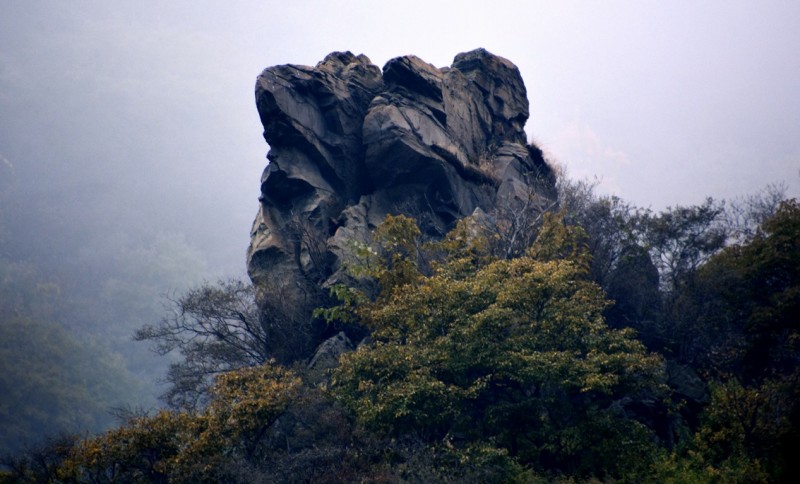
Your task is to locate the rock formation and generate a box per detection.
[306,331,354,385]
[247,48,556,359]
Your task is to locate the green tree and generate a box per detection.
[673,199,800,380]
[654,199,800,482]
[330,214,669,478]
[728,199,800,379]
[634,199,729,359]
[557,179,662,344]
[644,198,728,296]
[652,377,792,483]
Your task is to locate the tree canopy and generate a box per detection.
[5,192,799,482]
[326,213,669,478]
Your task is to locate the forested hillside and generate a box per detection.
[0,165,213,457]
[3,185,798,482]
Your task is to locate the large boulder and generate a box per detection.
[306,331,354,385]
[247,48,556,360]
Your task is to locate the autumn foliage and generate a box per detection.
[4,199,799,482]
[331,214,668,478]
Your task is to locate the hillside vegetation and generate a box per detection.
[3,185,798,482]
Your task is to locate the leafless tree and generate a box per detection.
[724,183,787,244]
[479,179,558,259]
[135,279,262,409]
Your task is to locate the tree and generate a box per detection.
[653,376,797,482]
[135,279,268,409]
[694,378,796,479]
[724,183,787,244]
[0,434,79,483]
[473,142,558,260]
[729,199,800,379]
[330,214,669,479]
[669,199,800,379]
[478,184,557,260]
[56,363,301,483]
[644,198,728,296]
[556,178,661,338]
[651,199,800,482]
[558,178,648,287]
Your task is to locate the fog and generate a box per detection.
[1,0,799,454]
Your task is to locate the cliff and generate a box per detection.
[247,48,556,359]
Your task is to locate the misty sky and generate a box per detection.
[2,0,799,275]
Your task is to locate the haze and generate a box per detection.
[3,0,799,271]
[1,0,799,453]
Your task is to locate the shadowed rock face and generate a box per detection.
[247,49,555,358]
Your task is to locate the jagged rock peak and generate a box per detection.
[247,49,555,361]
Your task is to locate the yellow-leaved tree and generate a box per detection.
[57,364,301,483]
[328,213,670,479]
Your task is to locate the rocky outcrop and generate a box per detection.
[247,48,555,359]
[306,331,354,385]
[666,361,709,406]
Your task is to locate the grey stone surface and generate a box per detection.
[247,48,556,359]
[306,331,354,384]
[666,361,709,405]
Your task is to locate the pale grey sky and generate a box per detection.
[2,0,799,272]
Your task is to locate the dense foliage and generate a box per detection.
[55,364,301,483]
[3,189,799,482]
[329,214,668,479]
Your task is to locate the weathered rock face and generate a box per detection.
[248,48,555,359]
[306,331,354,385]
